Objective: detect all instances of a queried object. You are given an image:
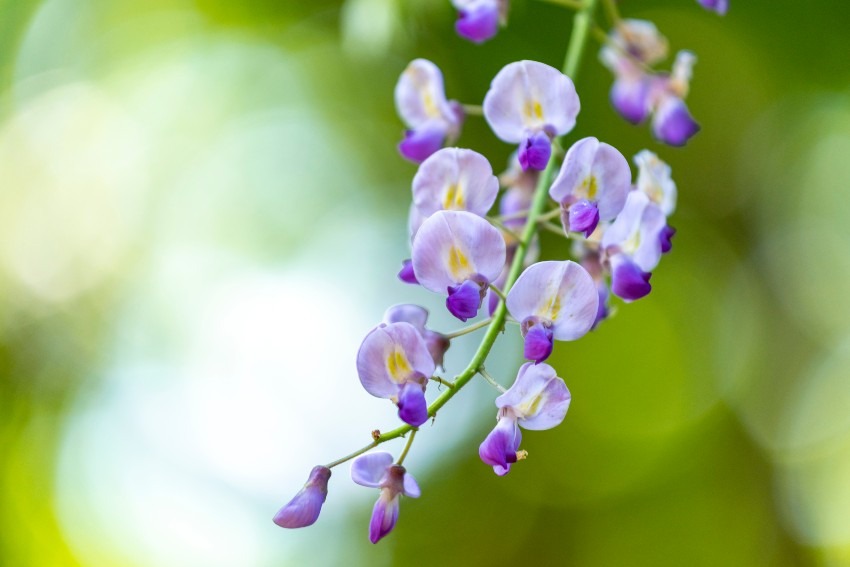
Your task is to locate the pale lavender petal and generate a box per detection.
[602,190,664,272]
[506,260,598,341]
[601,19,669,68]
[446,279,485,322]
[357,322,436,399]
[499,185,533,232]
[631,201,666,271]
[402,472,421,498]
[611,76,651,124]
[652,96,700,147]
[610,256,652,301]
[496,362,570,430]
[423,330,451,369]
[395,59,455,129]
[383,304,428,332]
[660,224,676,253]
[397,382,428,426]
[523,320,553,364]
[592,282,609,330]
[634,149,677,216]
[518,131,551,171]
[369,491,400,544]
[273,466,331,529]
[483,60,579,143]
[478,416,522,476]
[412,148,499,218]
[411,210,506,292]
[568,199,600,237]
[697,0,728,15]
[351,453,393,488]
[397,259,419,285]
[455,2,500,43]
[398,124,446,163]
[408,202,427,242]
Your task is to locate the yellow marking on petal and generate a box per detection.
[447,245,472,280]
[580,175,599,200]
[623,229,642,255]
[523,99,544,122]
[442,183,465,210]
[517,393,545,418]
[387,348,413,383]
[538,292,562,321]
[422,91,440,119]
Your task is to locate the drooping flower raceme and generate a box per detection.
[273,466,331,529]
[601,191,668,301]
[383,304,451,369]
[357,322,436,426]
[484,60,580,171]
[451,0,508,43]
[697,0,728,15]
[412,210,506,321]
[479,362,570,475]
[351,452,420,544]
[506,261,598,363]
[549,137,630,237]
[395,59,464,163]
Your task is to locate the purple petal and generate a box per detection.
[411,210,506,292]
[522,319,554,364]
[369,491,400,544]
[610,256,652,301]
[568,199,600,237]
[592,282,609,330]
[478,416,522,476]
[483,60,580,143]
[652,96,700,147]
[273,466,331,529]
[610,76,651,124]
[660,224,676,253]
[518,132,552,171]
[397,259,419,285]
[402,471,421,498]
[383,304,428,331]
[455,3,500,43]
[412,148,499,218]
[446,279,485,322]
[351,453,393,488]
[423,330,451,368]
[398,124,446,163]
[397,382,429,426]
[697,0,728,15]
[601,191,665,272]
[357,322,435,399]
[506,260,598,341]
[496,362,570,430]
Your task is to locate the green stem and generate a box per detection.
[478,367,507,393]
[396,429,417,466]
[488,283,507,302]
[324,441,378,469]
[601,0,621,25]
[462,104,483,116]
[325,0,600,461]
[444,317,493,339]
[430,376,456,389]
[539,220,569,237]
[536,0,586,10]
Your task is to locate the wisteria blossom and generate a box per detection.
[549,137,630,237]
[412,210,506,321]
[634,149,677,216]
[273,466,331,529]
[351,453,420,544]
[650,50,700,147]
[601,191,668,301]
[411,147,499,221]
[697,0,728,15]
[484,60,580,171]
[506,261,598,363]
[383,304,451,369]
[479,363,571,475]
[395,59,464,163]
[357,322,436,426]
[451,0,509,43]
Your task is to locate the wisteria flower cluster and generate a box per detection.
[275,0,723,544]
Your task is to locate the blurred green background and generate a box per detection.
[1,0,849,565]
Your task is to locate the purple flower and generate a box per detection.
[357,322,436,426]
[273,466,331,529]
[479,362,571,475]
[411,210,506,321]
[397,258,419,285]
[506,261,598,363]
[395,59,464,163]
[697,0,728,15]
[634,149,677,216]
[351,452,420,544]
[412,148,499,219]
[601,191,667,301]
[452,0,508,43]
[483,60,580,171]
[383,304,451,369]
[648,51,700,147]
[549,137,631,237]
